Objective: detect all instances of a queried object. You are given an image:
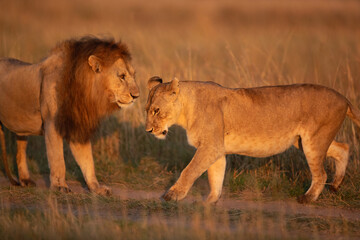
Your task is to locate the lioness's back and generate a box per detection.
[226,84,348,121]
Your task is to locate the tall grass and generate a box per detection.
[0,0,359,205]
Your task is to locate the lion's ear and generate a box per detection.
[170,77,179,95]
[88,55,102,73]
[147,76,162,90]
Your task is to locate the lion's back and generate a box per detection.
[0,57,43,135]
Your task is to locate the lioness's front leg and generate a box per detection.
[69,141,111,196]
[206,156,226,203]
[44,121,70,192]
[162,146,224,201]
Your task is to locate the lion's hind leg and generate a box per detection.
[16,136,36,187]
[0,124,19,186]
[326,140,349,192]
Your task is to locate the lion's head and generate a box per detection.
[145,76,181,139]
[55,36,139,143]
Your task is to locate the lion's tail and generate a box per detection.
[0,124,19,186]
[347,102,360,128]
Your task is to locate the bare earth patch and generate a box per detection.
[0,176,358,221]
[0,175,360,239]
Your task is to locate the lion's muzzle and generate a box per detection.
[131,92,139,99]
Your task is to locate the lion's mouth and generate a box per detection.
[116,100,133,108]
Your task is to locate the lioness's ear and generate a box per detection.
[147,76,162,90]
[170,77,179,95]
[88,55,102,73]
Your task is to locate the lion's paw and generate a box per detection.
[93,185,112,196]
[52,186,72,193]
[20,178,36,187]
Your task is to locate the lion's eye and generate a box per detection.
[118,73,126,80]
[153,108,160,115]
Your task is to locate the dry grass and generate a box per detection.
[0,0,360,238]
[0,187,359,239]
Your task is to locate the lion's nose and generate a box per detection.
[146,128,153,133]
[131,93,139,99]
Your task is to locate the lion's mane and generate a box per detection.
[55,36,131,143]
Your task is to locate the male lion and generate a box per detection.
[145,77,360,203]
[0,37,139,195]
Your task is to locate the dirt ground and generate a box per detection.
[1,176,358,222]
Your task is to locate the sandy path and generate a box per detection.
[0,176,359,221]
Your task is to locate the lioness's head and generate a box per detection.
[145,76,181,139]
[88,55,139,109]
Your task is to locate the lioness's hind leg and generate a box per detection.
[16,136,35,187]
[326,141,349,192]
[206,156,226,203]
[298,137,329,204]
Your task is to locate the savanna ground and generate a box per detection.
[0,0,360,239]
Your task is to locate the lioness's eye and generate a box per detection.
[153,108,160,115]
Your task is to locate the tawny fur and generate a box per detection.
[145,77,359,204]
[0,36,139,194]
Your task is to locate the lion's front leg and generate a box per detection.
[69,141,111,196]
[162,146,224,202]
[44,122,70,192]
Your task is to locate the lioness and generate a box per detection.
[0,37,139,195]
[145,77,360,203]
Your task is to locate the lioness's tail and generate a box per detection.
[347,102,360,127]
[0,124,19,186]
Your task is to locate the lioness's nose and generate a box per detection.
[146,128,153,133]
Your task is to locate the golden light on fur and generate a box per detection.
[145,77,360,204]
[0,36,139,195]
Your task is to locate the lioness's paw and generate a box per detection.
[205,193,221,204]
[329,185,339,193]
[162,188,187,202]
[93,185,112,196]
[20,178,36,187]
[297,194,312,204]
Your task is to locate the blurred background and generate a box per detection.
[0,0,359,204]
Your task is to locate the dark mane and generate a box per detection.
[55,36,131,143]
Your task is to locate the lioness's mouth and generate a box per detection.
[155,129,168,139]
[147,128,168,139]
